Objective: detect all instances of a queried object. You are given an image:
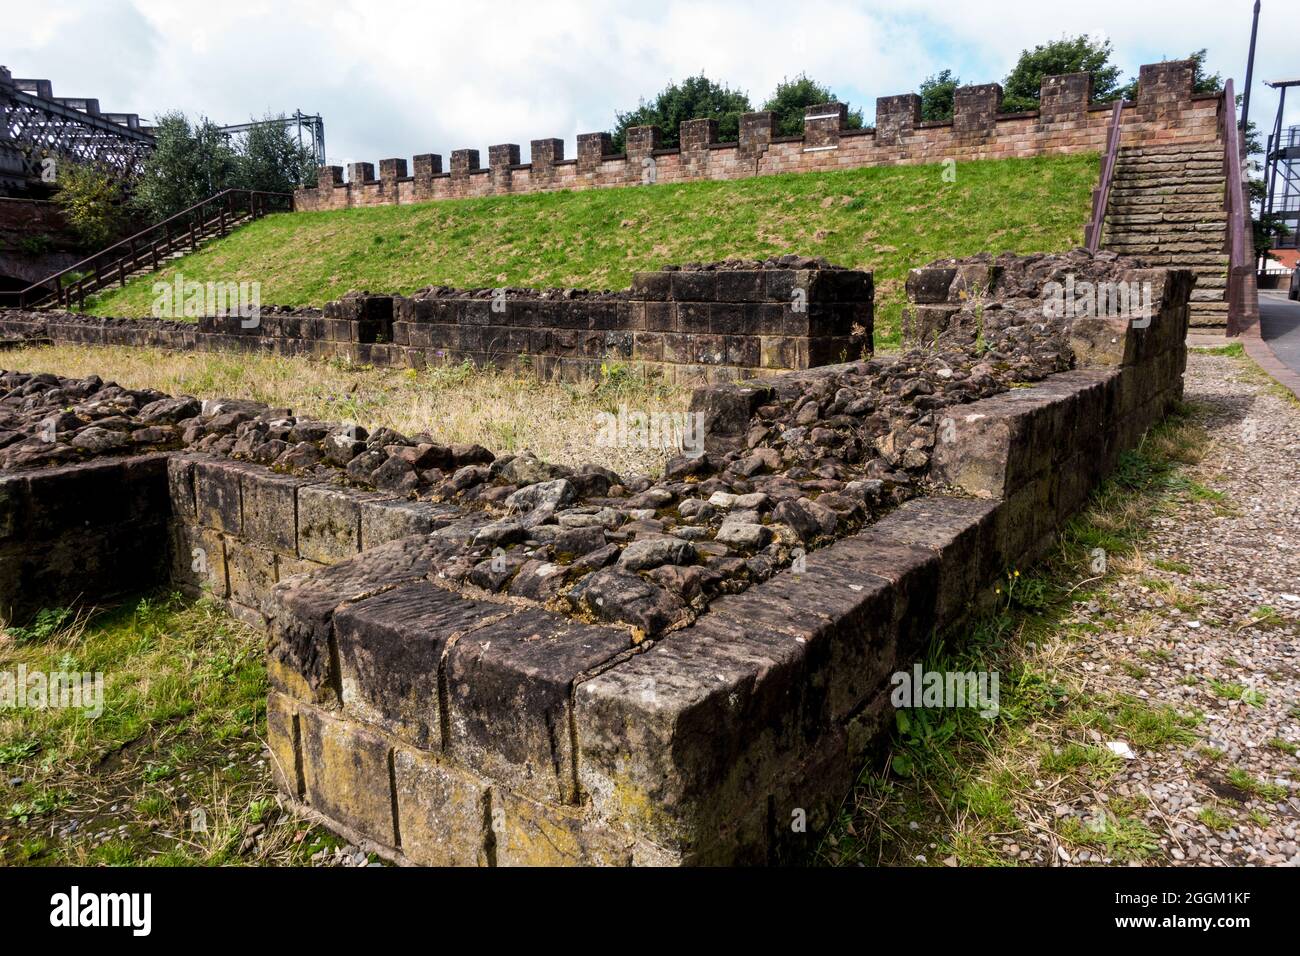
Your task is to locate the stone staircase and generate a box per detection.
[1102,142,1229,328]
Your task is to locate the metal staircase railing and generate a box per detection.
[1,188,293,311]
[1085,100,1125,252]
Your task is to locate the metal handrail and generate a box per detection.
[2,188,293,310]
[1085,100,1125,252]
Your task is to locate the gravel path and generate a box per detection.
[1048,350,1299,866]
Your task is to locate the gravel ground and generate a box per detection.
[1043,350,1299,866]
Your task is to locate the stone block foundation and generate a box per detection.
[0,257,1190,865]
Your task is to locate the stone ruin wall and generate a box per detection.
[293,61,1222,214]
[0,259,871,384]
[0,251,1192,864]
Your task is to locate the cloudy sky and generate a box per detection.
[7,0,1298,167]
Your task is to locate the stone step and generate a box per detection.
[1189,303,1230,326]
[1134,254,1230,268]
[1106,234,1225,246]
[1108,201,1226,215]
[1112,174,1226,190]
[1110,183,1224,198]
[1117,144,1223,159]
[1107,200,1227,213]
[1114,156,1224,169]
[1106,213,1227,227]
[1106,241,1227,255]
[1113,163,1225,178]
[1108,190,1224,203]
[1107,220,1226,234]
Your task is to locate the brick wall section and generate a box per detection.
[293,61,1222,213]
[0,262,873,385]
[0,198,77,251]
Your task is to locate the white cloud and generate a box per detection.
[5,0,1296,165]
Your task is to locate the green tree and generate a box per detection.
[919,70,962,122]
[232,115,317,193]
[1001,35,1124,113]
[762,74,864,137]
[611,74,753,151]
[51,162,124,248]
[130,112,238,222]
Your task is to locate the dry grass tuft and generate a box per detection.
[1,345,690,477]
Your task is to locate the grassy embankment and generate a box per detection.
[87,153,1098,348]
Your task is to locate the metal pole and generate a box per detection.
[1264,131,1275,218]
[1241,0,1261,133]
[1267,87,1287,220]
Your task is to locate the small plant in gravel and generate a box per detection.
[1197,805,1234,832]
[1210,679,1265,706]
[1040,742,1121,780]
[1072,694,1200,750]
[1226,769,1287,803]
[1059,807,1159,862]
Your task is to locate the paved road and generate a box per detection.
[1259,290,1300,375]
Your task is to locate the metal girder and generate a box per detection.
[1,66,153,194]
[219,111,326,166]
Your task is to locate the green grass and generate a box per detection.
[819,402,1213,866]
[85,153,1099,347]
[0,591,338,865]
[1197,805,1235,832]
[1226,768,1288,803]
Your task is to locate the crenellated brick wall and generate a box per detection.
[294,60,1222,213]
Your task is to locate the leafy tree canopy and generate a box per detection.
[762,74,864,137]
[131,111,313,222]
[51,162,123,248]
[1001,35,1124,112]
[233,115,318,195]
[919,69,962,122]
[131,112,236,222]
[612,75,752,151]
